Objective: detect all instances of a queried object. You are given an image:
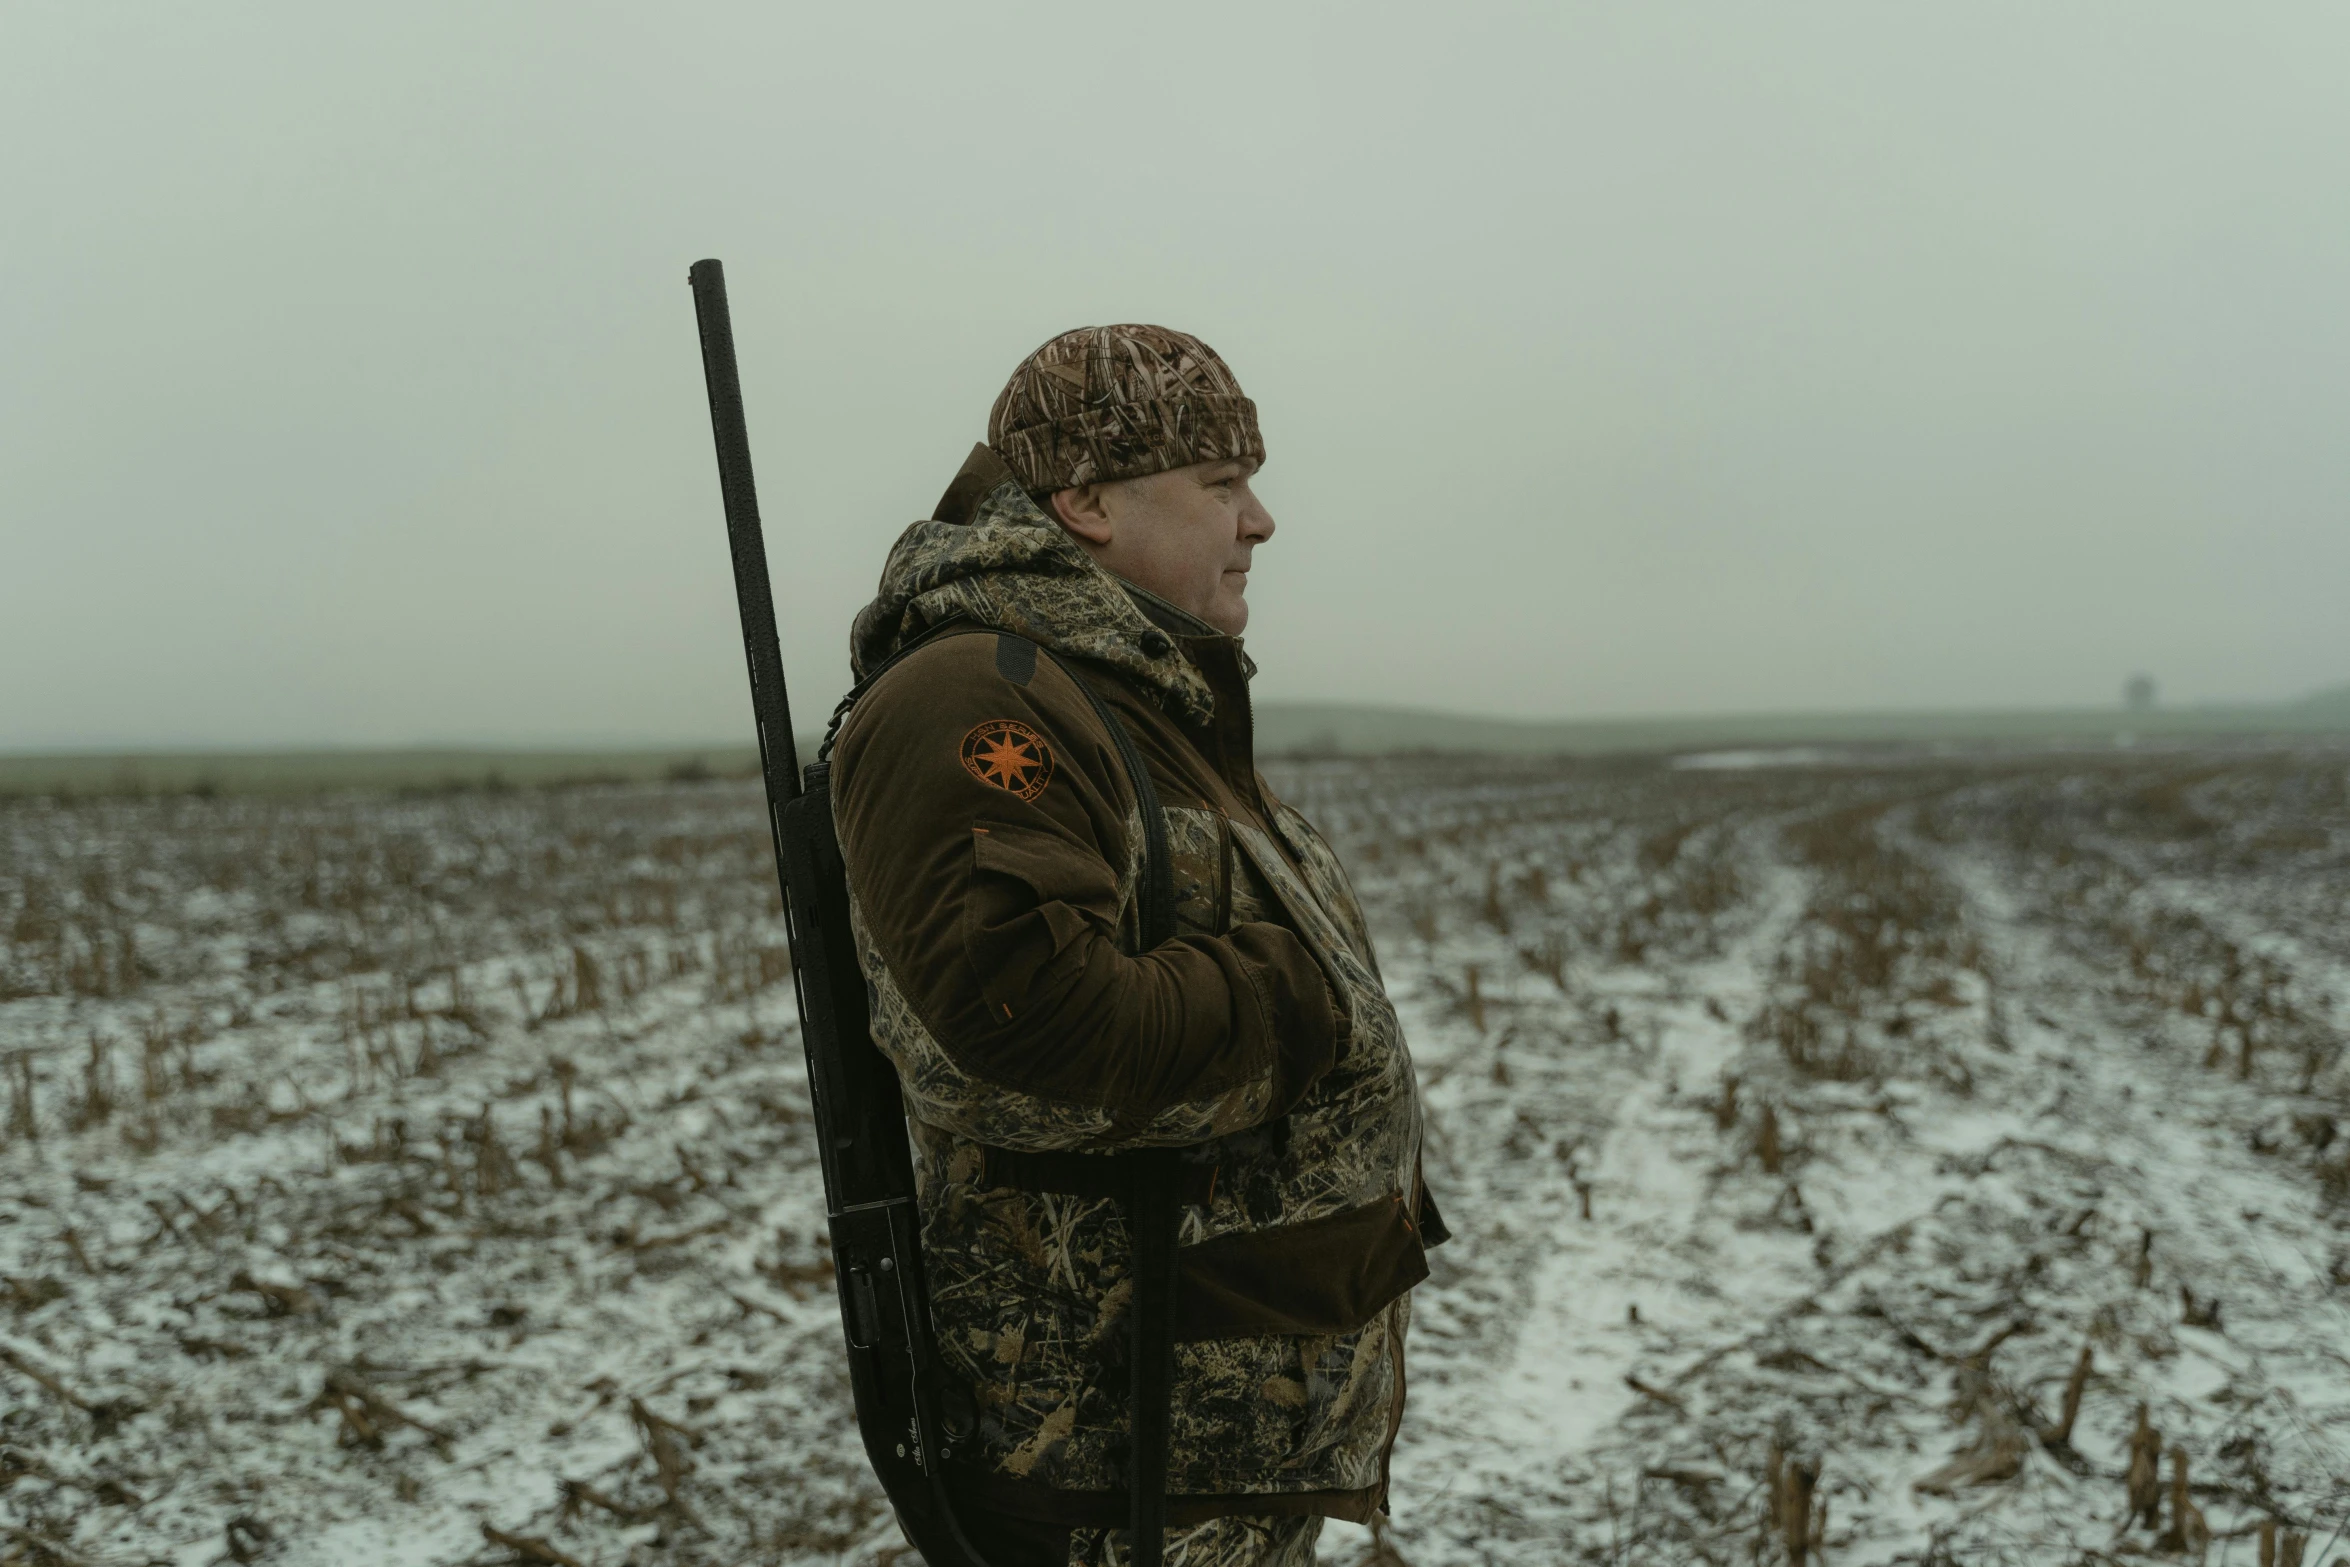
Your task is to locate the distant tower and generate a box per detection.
[2124,674,2157,712]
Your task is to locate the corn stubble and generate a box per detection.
[1276,748,2350,1565]
[3,751,2348,1564]
[0,780,872,1563]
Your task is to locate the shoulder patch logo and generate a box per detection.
[960,719,1054,801]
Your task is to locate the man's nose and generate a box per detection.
[1242,495,1275,543]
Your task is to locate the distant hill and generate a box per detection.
[1251,690,2350,757]
[6,689,2348,795]
[2290,683,2350,719]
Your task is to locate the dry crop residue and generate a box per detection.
[3,753,2347,1565]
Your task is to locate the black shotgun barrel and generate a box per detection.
[688,259,801,805]
[687,259,995,1567]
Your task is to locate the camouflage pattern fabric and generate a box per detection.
[988,324,1266,495]
[840,462,1427,1520]
[1068,1514,1322,1566]
[1218,820,1422,1235]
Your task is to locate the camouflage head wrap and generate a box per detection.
[987,324,1265,495]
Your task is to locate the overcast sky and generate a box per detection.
[5,2,2347,749]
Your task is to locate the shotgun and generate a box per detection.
[686,258,997,1566]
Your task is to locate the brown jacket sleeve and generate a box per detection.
[832,633,1336,1149]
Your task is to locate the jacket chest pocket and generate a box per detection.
[1163,804,1239,938]
[1227,819,1421,1213]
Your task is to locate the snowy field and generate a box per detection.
[4,749,2348,1566]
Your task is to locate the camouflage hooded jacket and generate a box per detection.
[831,445,1441,1530]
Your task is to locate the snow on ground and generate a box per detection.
[3,751,2348,1565]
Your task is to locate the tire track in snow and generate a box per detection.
[1385,834,1815,1540]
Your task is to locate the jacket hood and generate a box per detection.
[848,444,1220,725]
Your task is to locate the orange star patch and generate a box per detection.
[960,719,1054,801]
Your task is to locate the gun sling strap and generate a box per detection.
[826,625,1187,1565]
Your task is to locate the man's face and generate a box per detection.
[1048,459,1275,636]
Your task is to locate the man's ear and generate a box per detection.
[1049,484,1116,547]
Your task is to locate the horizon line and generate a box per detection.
[4,685,2345,758]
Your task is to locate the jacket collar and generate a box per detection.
[847,445,1220,726]
[1125,583,1259,685]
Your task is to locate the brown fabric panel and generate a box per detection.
[946,1466,1381,1531]
[932,442,1012,527]
[966,822,1110,1013]
[1092,649,1264,831]
[1174,1195,1429,1342]
[833,633,1338,1127]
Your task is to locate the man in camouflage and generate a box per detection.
[833,325,1443,1567]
